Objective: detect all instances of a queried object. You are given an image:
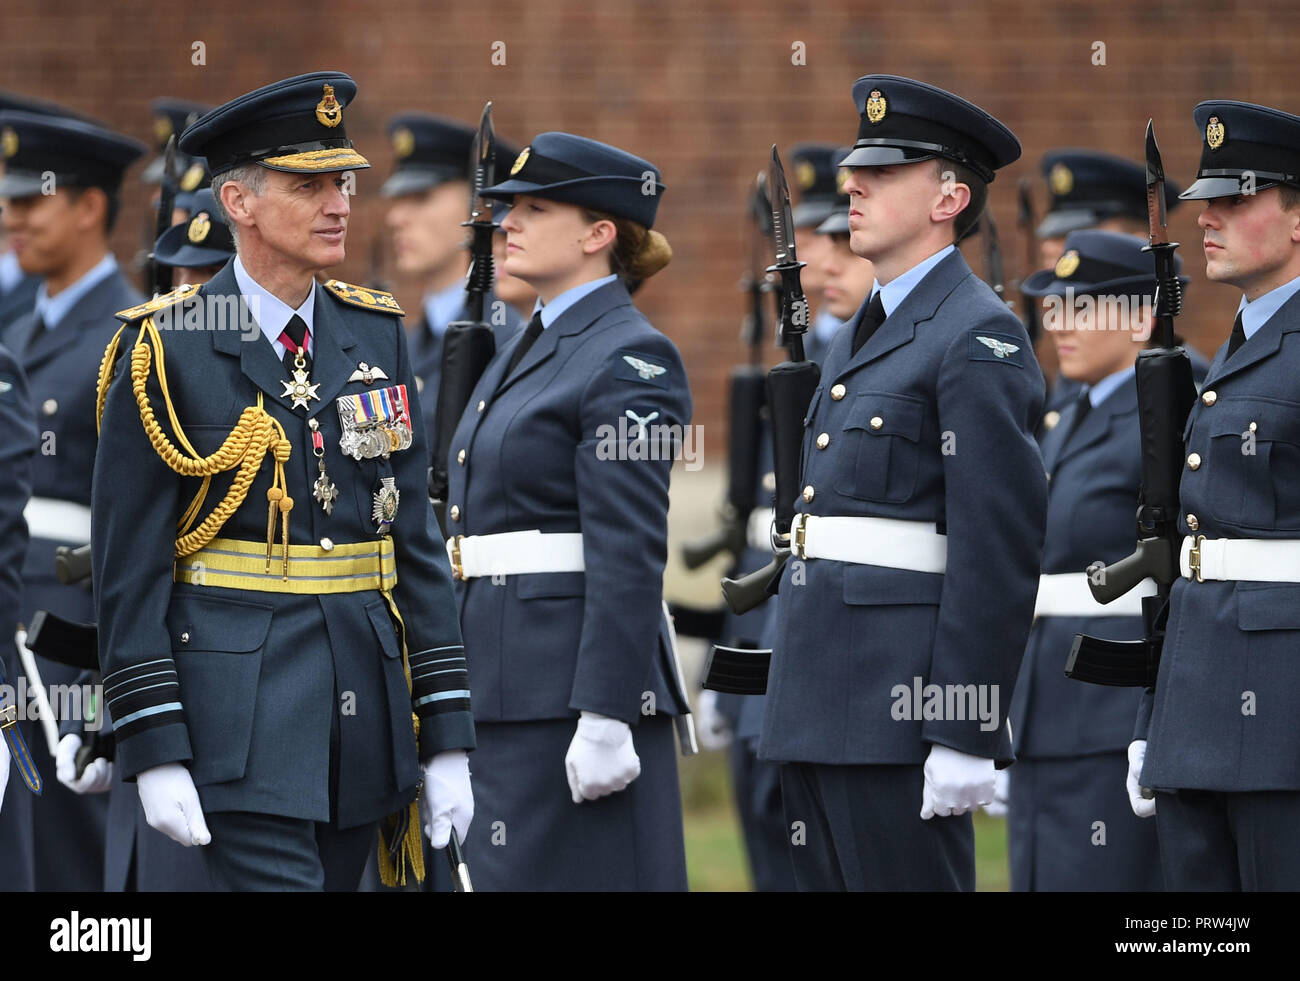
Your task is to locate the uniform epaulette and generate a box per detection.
[323,279,405,316]
[114,284,201,324]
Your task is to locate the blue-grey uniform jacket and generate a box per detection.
[445,279,692,725]
[92,261,474,829]
[761,248,1047,765]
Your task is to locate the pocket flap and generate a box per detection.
[516,571,586,599]
[1237,582,1300,631]
[166,594,273,652]
[842,563,944,605]
[843,393,924,442]
[365,599,402,658]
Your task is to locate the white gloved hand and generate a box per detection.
[137,762,210,847]
[921,743,996,820]
[0,732,10,812]
[565,711,641,803]
[420,750,474,848]
[55,734,114,794]
[694,689,733,751]
[982,767,1011,818]
[1127,740,1156,818]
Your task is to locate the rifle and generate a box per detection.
[680,172,773,571]
[1016,177,1041,344]
[148,135,178,299]
[427,103,500,532]
[718,146,821,618]
[982,208,1012,312]
[1066,121,1198,691]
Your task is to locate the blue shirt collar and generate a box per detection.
[33,253,117,329]
[233,256,316,355]
[1082,364,1136,409]
[422,280,467,339]
[1236,273,1300,341]
[533,274,618,329]
[871,244,956,318]
[0,251,25,296]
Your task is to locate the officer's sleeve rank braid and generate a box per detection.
[408,646,471,722]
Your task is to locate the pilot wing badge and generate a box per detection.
[622,354,667,381]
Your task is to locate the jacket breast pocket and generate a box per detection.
[166,594,273,786]
[1204,400,1300,531]
[834,392,925,504]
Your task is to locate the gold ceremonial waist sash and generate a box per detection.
[175,536,397,594]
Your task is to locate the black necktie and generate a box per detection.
[502,312,544,382]
[280,314,311,375]
[26,316,47,352]
[1225,312,1247,361]
[851,292,887,356]
[1063,389,1093,446]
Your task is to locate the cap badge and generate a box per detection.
[1206,115,1225,151]
[1,127,16,159]
[187,212,211,244]
[836,166,849,195]
[1055,249,1080,278]
[511,146,530,176]
[315,84,343,129]
[795,159,816,190]
[180,161,205,192]
[392,126,414,159]
[1049,162,1074,196]
[154,114,173,144]
[866,89,888,125]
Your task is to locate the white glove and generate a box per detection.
[694,689,733,751]
[921,743,996,820]
[420,750,474,848]
[1127,740,1156,818]
[982,767,1011,818]
[565,711,641,803]
[55,734,114,794]
[137,762,211,847]
[0,731,10,812]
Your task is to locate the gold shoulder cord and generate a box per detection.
[96,316,296,578]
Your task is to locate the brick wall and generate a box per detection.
[4,0,1298,435]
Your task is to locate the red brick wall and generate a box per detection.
[4,0,1297,433]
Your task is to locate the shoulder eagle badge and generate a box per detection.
[976,335,1020,359]
[622,354,667,381]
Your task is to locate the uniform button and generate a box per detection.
[320,537,335,551]
[1042,410,1061,431]
[456,449,466,465]
[802,485,815,503]
[1201,390,1217,406]
[1186,513,1199,531]
[415,376,425,393]
[830,384,846,401]
[1187,453,1201,471]
[180,631,190,645]
[449,505,461,522]
[762,472,776,493]
[476,400,486,413]
[1249,421,1257,433]
[816,433,830,450]
[870,416,884,431]
[42,399,57,416]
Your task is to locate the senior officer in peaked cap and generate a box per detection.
[1131,100,1300,891]
[382,113,524,447]
[759,76,1047,891]
[91,71,475,891]
[1004,229,1187,891]
[445,131,697,890]
[0,108,145,891]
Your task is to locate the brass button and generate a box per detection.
[1249,421,1257,433]
[816,433,830,450]
[1187,453,1201,471]
[42,399,58,416]
[476,399,486,413]
[830,384,846,401]
[450,505,461,522]
[320,537,335,551]
[802,485,815,503]
[870,416,884,431]
[1186,513,1199,531]
[1042,410,1061,431]
[762,472,776,493]
[1201,390,1217,406]
[457,449,466,465]
[180,631,190,645]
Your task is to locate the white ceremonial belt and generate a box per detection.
[1180,535,1300,583]
[23,497,92,545]
[1034,572,1155,618]
[747,507,775,552]
[447,531,585,581]
[790,513,946,574]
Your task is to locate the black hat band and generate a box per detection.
[511,148,596,186]
[1057,252,1152,287]
[854,109,998,183]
